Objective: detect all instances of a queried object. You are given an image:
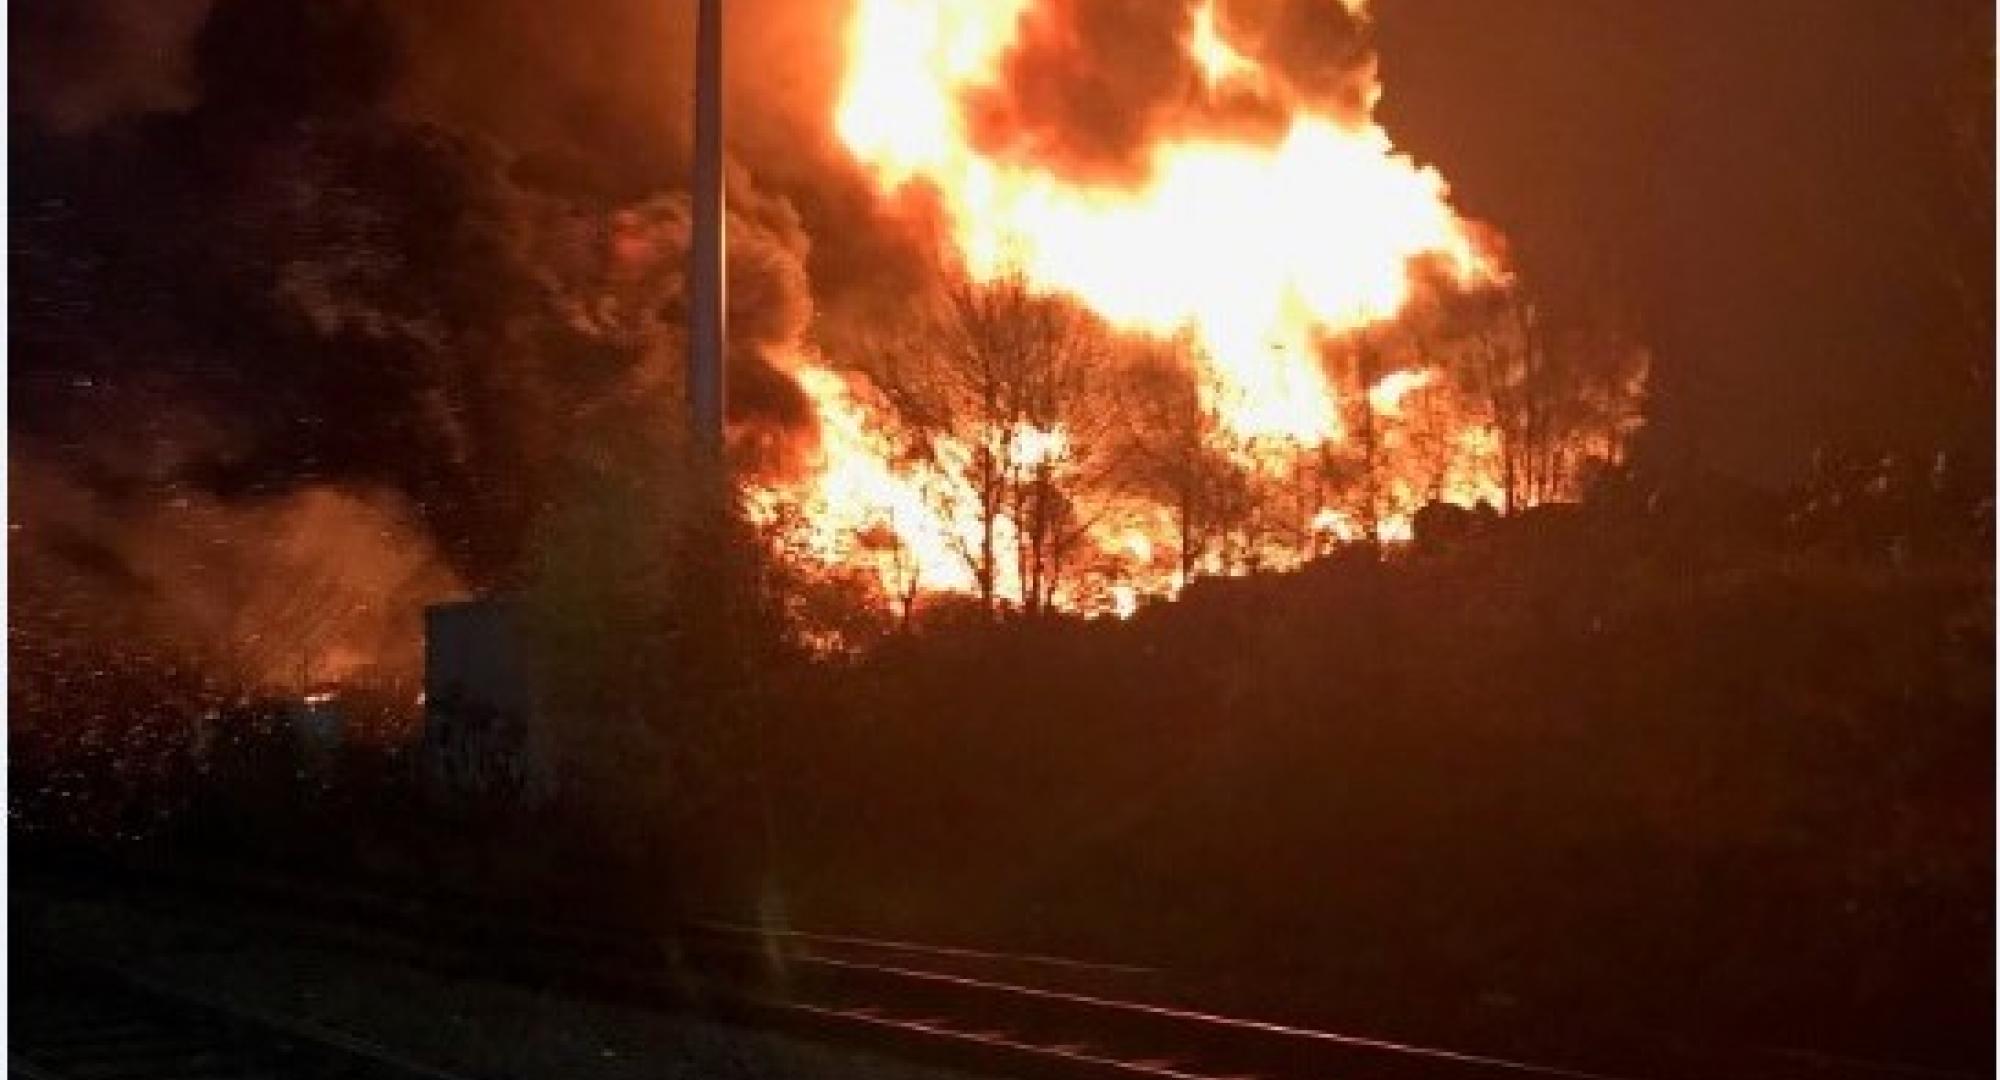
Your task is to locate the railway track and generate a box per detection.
[13,860,1623,1080]
[15,855,1978,1080]
[10,947,474,1080]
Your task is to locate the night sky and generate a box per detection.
[1378,0,1992,478]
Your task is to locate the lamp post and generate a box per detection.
[687,0,785,942]
[687,0,726,458]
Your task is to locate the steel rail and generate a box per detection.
[18,854,1979,1080]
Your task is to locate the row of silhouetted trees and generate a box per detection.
[817,270,1647,619]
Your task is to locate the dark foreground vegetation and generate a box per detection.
[13,455,1994,1073]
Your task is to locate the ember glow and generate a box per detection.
[757,0,1635,619]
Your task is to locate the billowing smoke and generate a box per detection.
[10,0,213,133]
[961,0,1375,184]
[1218,0,1376,116]
[10,0,871,711]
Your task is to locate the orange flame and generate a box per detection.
[835,0,1495,444]
[1189,1,1257,91]
[754,364,979,598]
[753,0,1632,622]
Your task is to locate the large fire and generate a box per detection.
[755,0,1637,620]
[833,0,1493,443]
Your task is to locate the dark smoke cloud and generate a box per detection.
[963,0,1374,184]
[379,0,932,336]
[965,0,1201,183]
[12,0,873,710]
[1217,0,1374,118]
[10,0,212,132]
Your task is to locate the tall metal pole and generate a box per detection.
[688,0,727,458]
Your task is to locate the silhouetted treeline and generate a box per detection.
[761,459,1991,1066]
[12,455,1991,1070]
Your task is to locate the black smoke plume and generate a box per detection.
[963,0,1375,185]
[10,0,876,708]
